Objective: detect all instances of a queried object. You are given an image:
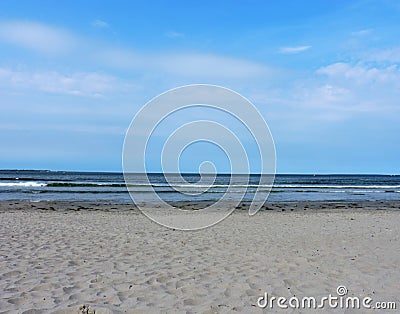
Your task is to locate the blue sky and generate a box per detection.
[0,0,399,173]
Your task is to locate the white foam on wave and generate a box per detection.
[0,182,47,187]
[274,185,400,189]
[151,183,400,189]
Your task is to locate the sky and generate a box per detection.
[0,0,399,174]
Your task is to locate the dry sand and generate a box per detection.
[0,201,399,313]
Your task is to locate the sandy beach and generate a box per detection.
[0,201,399,313]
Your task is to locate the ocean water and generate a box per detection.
[0,170,400,203]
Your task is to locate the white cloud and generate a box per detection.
[0,67,126,97]
[367,47,400,63]
[92,19,109,28]
[317,62,400,86]
[315,84,350,103]
[286,61,400,115]
[252,58,400,128]
[0,20,75,55]
[278,46,311,54]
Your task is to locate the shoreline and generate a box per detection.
[1,200,400,212]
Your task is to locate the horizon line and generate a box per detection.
[0,169,398,176]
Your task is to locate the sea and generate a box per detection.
[0,170,400,203]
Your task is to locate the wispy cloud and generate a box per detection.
[91,19,109,28]
[0,20,275,81]
[0,67,126,97]
[97,49,273,79]
[278,45,311,54]
[0,122,125,134]
[157,53,271,79]
[165,31,184,39]
[0,20,75,55]
[351,28,372,36]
